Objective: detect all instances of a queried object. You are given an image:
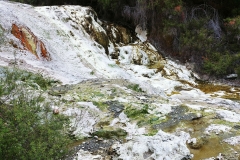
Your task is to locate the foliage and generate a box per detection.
[0,67,54,91]
[203,52,234,75]
[162,3,240,76]
[122,1,240,77]
[0,68,72,159]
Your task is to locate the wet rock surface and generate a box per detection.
[106,101,125,117]
[76,139,116,154]
[66,138,119,160]
[154,105,202,130]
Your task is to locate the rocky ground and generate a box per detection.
[43,78,240,160]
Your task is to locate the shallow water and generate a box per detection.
[190,137,230,160]
[164,115,240,160]
[197,82,240,100]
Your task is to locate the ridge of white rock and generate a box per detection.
[112,130,191,160]
[0,1,197,97]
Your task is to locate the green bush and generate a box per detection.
[203,52,234,75]
[0,68,72,159]
[0,67,54,91]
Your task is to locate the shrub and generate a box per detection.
[0,67,72,159]
[203,52,234,75]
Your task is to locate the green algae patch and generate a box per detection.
[97,121,110,127]
[154,105,202,130]
[124,104,164,135]
[92,101,109,111]
[93,91,105,97]
[137,116,161,126]
[91,128,127,139]
[125,104,149,118]
[127,84,144,92]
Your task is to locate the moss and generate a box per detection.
[125,104,149,118]
[91,128,127,139]
[213,119,240,127]
[108,63,118,68]
[124,104,164,135]
[127,84,143,92]
[97,121,110,127]
[0,67,54,91]
[92,101,108,111]
[93,91,105,97]
[145,128,158,136]
[137,115,162,127]
[90,71,94,75]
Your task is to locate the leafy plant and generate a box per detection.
[0,67,72,159]
[0,67,54,91]
[203,52,234,75]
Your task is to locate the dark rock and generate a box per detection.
[76,138,116,154]
[106,101,124,117]
[143,150,154,159]
[234,125,240,130]
[196,74,210,82]
[154,105,201,129]
[181,155,192,160]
